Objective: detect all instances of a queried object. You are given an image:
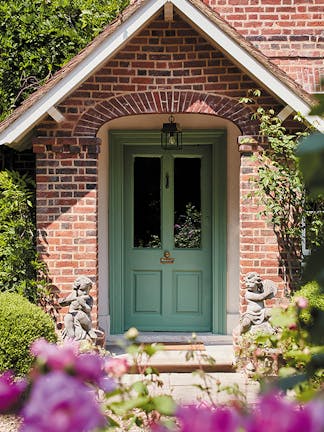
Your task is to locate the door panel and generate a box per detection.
[173,271,202,313]
[124,145,211,331]
[133,271,162,313]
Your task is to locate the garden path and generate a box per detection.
[107,336,260,405]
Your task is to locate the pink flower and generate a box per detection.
[295,296,309,309]
[0,371,27,413]
[31,339,78,371]
[21,371,105,432]
[288,322,298,331]
[104,357,129,377]
[150,423,170,432]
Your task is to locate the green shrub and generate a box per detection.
[0,170,46,303]
[0,292,57,375]
[292,281,324,324]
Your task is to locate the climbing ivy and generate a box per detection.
[0,0,129,121]
[240,90,324,291]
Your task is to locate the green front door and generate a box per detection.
[124,146,211,331]
[109,130,227,334]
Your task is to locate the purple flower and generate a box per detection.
[176,405,241,432]
[21,371,105,432]
[0,371,27,413]
[74,353,118,392]
[246,392,317,432]
[74,353,104,385]
[304,399,324,432]
[31,339,78,371]
[98,376,117,393]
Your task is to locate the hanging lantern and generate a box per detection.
[161,115,182,150]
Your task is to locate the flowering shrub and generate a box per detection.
[1,332,323,431]
[152,392,324,432]
[21,371,104,432]
[0,371,26,413]
[0,336,175,431]
[235,292,324,400]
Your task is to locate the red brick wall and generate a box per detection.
[238,140,285,314]
[36,11,281,138]
[203,0,324,93]
[34,137,100,325]
[34,10,300,328]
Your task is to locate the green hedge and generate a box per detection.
[0,292,57,375]
[292,281,324,324]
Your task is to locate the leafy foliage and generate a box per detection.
[0,170,47,302]
[0,292,57,375]
[240,90,324,290]
[292,281,324,325]
[0,0,129,121]
[269,301,324,401]
[174,203,201,248]
[236,92,324,401]
[236,291,324,401]
[293,109,324,397]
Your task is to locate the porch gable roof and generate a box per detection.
[0,0,323,148]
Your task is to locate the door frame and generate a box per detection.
[109,129,227,334]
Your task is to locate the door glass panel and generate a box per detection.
[134,157,161,248]
[174,158,201,248]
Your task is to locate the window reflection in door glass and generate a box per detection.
[134,157,161,248]
[174,158,201,248]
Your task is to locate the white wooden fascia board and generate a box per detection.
[173,0,324,131]
[0,0,166,145]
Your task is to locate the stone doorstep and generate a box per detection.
[107,332,233,346]
[106,338,235,374]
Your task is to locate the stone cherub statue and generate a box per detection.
[240,271,277,334]
[59,276,98,341]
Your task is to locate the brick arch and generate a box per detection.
[74,91,258,136]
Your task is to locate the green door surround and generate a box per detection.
[109,130,227,334]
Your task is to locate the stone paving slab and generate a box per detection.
[124,372,260,405]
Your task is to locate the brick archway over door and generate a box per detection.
[73,91,258,136]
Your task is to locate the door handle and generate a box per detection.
[165,173,169,189]
[160,250,175,264]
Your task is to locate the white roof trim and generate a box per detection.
[0,0,323,146]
